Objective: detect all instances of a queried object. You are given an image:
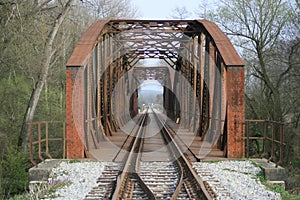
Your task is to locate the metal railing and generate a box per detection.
[244,120,285,167]
[28,115,130,167]
[29,121,74,167]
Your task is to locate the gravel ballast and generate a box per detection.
[43,160,282,199]
[193,160,282,200]
[44,161,109,200]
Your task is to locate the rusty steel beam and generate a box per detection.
[66,19,244,159]
[67,20,243,68]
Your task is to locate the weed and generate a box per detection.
[68,159,81,164]
[256,169,300,200]
[35,179,72,199]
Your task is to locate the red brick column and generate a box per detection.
[66,67,85,158]
[226,67,245,158]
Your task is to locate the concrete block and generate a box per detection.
[267,181,285,190]
[29,159,61,181]
[251,158,286,181]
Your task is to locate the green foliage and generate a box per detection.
[40,180,72,199]
[273,186,300,200]
[256,168,300,200]
[200,0,299,193]
[7,193,31,200]
[257,170,266,184]
[0,165,2,198]
[290,158,300,169]
[0,147,31,198]
[267,184,300,200]
[0,0,139,197]
[0,76,31,144]
[49,181,72,194]
[68,159,81,164]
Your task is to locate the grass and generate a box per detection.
[7,194,31,200]
[68,159,81,164]
[256,167,300,200]
[41,180,72,199]
[272,186,300,200]
[6,179,72,200]
[265,184,300,200]
[203,158,248,163]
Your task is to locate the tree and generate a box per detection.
[210,0,294,122]
[82,0,138,19]
[17,0,139,150]
[196,1,300,190]
[170,6,192,20]
[194,0,218,19]
[0,1,44,145]
[0,0,139,197]
[18,0,76,150]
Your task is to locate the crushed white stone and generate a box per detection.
[193,160,282,200]
[44,161,109,200]
[43,160,282,200]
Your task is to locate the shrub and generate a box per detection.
[0,146,30,198]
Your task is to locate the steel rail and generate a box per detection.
[164,123,201,162]
[112,113,145,162]
[111,111,156,200]
[152,108,213,200]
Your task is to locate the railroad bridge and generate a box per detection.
[65,19,245,159]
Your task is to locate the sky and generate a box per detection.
[131,0,218,20]
[139,80,163,93]
[130,0,218,92]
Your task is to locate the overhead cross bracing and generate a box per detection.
[65,19,245,159]
[133,67,170,85]
[105,20,196,67]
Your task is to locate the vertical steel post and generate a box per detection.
[45,122,52,159]
[263,121,268,157]
[276,123,283,167]
[29,123,38,167]
[38,123,44,162]
[246,121,249,158]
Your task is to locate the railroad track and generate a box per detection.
[85,108,214,199]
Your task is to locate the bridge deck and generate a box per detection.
[89,114,224,162]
